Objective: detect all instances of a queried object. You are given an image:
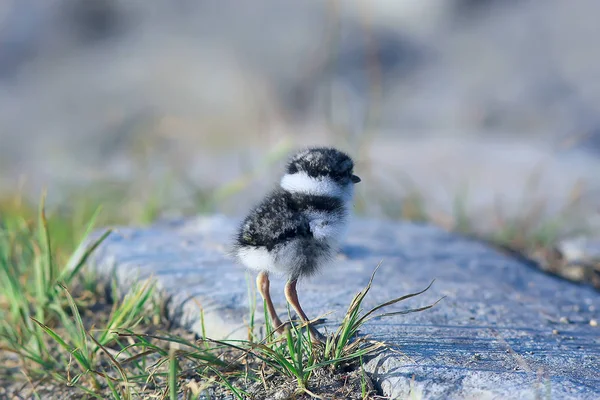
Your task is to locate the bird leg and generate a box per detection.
[256,271,286,334]
[284,279,326,342]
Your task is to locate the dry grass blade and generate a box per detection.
[88,333,130,399]
[373,296,446,320]
[301,387,324,399]
[118,349,157,365]
[348,261,383,312]
[357,279,439,326]
[115,332,230,367]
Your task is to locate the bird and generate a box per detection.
[233,147,361,341]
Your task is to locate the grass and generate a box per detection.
[0,196,163,397]
[0,194,442,399]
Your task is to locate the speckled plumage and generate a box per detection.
[234,147,359,280]
[236,189,346,279]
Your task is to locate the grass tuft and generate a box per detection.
[322,263,443,368]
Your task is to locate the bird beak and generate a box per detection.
[351,175,361,184]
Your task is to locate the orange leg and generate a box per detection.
[284,279,326,342]
[257,271,285,334]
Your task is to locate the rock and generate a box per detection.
[553,236,600,288]
[81,215,600,399]
[557,236,600,264]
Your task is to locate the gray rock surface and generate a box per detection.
[558,236,600,264]
[82,216,600,399]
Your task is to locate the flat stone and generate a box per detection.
[558,236,600,264]
[79,215,600,399]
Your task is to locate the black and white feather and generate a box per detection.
[234,147,360,281]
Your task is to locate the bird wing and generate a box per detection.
[237,191,311,250]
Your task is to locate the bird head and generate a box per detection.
[280,147,360,201]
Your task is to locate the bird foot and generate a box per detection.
[288,313,327,327]
[272,321,327,344]
[308,326,327,344]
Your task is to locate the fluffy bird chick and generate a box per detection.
[234,147,361,341]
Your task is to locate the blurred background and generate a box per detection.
[2,0,600,275]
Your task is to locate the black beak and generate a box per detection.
[351,175,361,184]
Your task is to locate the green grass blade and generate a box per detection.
[169,350,178,400]
[38,193,54,289]
[59,283,88,356]
[59,229,112,285]
[30,317,73,353]
[208,366,248,400]
[104,369,122,400]
[30,317,100,391]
